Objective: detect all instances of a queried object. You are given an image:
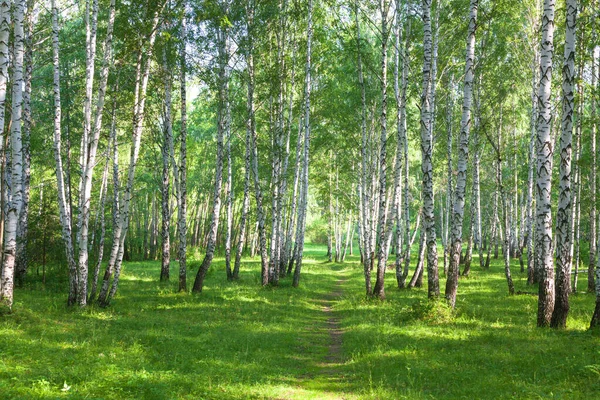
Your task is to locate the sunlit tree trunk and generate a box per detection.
[75,0,99,306]
[178,6,188,292]
[446,0,478,308]
[590,12,598,295]
[551,0,577,328]
[536,0,557,328]
[444,79,454,276]
[244,3,269,286]
[160,49,173,282]
[192,20,228,293]
[0,0,25,310]
[50,0,77,306]
[571,60,583,293]
[224,105,233,281]
[292,0,313,288]
[394,0,410,289]
[14,0,32,286]
[234,100,251,281]
[420,0,439,299]
[98,7,162,306]
[355,1,372,295]
[526,49,538,285]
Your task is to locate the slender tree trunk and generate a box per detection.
[551,0,576,328]
[89,147,110,302]
[244,4,269,286]
[75,0,99,306]
[420,0,439,299]
[571,63,583,293]
[355,0,372,295]
[98,7,162,306]
[444,78,454,277]
[224,108,233,281]
[409,221,425,289]
[0,0,25,310]
[590,7,598,295]
[178,6,188,292]
[192,22,228,293]
[234,96,251,281]
[292,0,313,288]
[445,0,478,308]
[536,0,557,328]
[14,0,32,285]
[526,48,538,285]
[160,49,173,282]
[50,0,77,305]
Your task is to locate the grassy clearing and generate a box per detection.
[1,244,599,399]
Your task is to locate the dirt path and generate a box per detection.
[320,278,346,371]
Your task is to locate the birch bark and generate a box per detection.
[445,0,478,308]
[536,0,557,327]
[192,19,228,292]
[292,0,312,288]
[551,0,577,328]
[178,6,188,291]
[50,0,78,305]
[420,0,439,299]
[98,7,163,305]
[0,0,26,310]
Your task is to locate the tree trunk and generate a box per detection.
[551,0,576,329]
[0,0,25,310]
[98,7,162,306]
[420,0,439,299]
[160,49,173,282]
[50,0,77,306]
[590,9,598,295]
[177,6,188,292]
[292,0,313,288]
[14,0,32,286]
[192,21,228,293]
[445,0,478,308]
[245,4,269,286]
[224,105,233,281]
[536,0,557,328]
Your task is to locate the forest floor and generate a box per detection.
[2,243,600,399]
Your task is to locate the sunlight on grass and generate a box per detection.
[1,246,599,399]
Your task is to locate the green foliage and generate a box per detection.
[305,217,329,245]
[3,244,600,399]
[409,298,454,324]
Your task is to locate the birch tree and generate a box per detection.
[292,0,312,288]
[0,0,26,310]
[550,0,577,329]
[445,0,478,308]
[178,5,188,292]
[420,0,439,299]
[160,48,173,282]
[98,5,163,306]
[536,0,557,328]
[192,8,229,293]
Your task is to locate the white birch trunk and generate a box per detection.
[15,0,32,285]
[445,0,478,308]
[0,0,25,310]
[536,0,557,327]
[50,0,78,306]
[420,0,439,299]
[178,7,188,291]
[98,7,162,305]
[551,0,576,328]
[292,0,312,288]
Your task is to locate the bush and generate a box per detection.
[409,299,454,324]
[306,218,329,245]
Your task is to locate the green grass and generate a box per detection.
[1,243,599,399]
